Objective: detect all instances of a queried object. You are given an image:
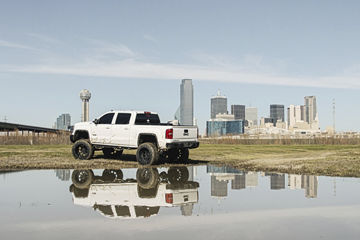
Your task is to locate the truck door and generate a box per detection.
[91,113,115,144]
[111,113,131,146]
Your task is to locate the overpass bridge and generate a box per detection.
[0,121,70,144]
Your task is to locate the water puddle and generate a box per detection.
[1,165,359,239]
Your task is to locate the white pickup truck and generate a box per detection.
[70,111,199,165]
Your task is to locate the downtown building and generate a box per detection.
[55,113,71,130]
[287,96,319,131]
[231,105,245,120]
[175,79,194,126]
[304,96,319,129]
[206,118,245,137]
[210,91,227,119]
[180,79,194,125]
[207,91,244,137]
[245,107,258,126]
[270,104,285,125]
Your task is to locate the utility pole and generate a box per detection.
[3,116,7,122]
[332,99,336,133]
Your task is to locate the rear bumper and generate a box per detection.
[166,141,199,149]
[166,181,199,190]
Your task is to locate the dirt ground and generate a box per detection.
[0,144,360,177]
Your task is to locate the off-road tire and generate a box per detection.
[168,167,189,184]
[136,168,159,189]
[71,170,94,189]
[167,148,189,163]
[72,139,94,160]
[102,169,123,181]
[102,148,123,159]
[136,142,159,165]
[102,148,114,158]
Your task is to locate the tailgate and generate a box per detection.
[172,126,198,140]
[172,190,198,204]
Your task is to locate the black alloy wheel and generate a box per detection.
[136,143,159,165]
[71,170,94,189]
[72,140,94,160]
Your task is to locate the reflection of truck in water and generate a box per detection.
[69,167,199,218]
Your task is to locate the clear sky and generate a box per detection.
[1,0,360,133]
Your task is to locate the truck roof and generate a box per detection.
[105,110,159,115]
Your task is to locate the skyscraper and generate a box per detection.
[211,175,228,197]
[288,105,306,128]
[231,105,245,120]
[302,175,318,198]
[269,173,285,190]
[245,107,258,126]
[211,90,227,119]
[55,113,71,130]
[270,104,285,123]
[231,174,246,190]
[304,96,318,125]
[179,79,194,125]
[54,170,70,181]
[287,105,296,127]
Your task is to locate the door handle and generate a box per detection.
[124,128,129,130]
[106,127,110,129]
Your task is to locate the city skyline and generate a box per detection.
[1,1,360,133]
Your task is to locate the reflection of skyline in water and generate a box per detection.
[207,165,318,199]
[54,169,70,181]
[51,165,333,220]
[1,164,359,240]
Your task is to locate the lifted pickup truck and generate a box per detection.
[70,111,199,165]
[69,167,199,219]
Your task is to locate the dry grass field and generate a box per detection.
[0,144,359,177]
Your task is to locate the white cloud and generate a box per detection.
[1,58,360,89]
[0,40,38,51]
[27,33,62,45]
[0,37,359,89]
[84,39,137,58]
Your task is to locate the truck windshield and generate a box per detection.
[135,114,161,125]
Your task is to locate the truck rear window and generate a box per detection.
[135,114,160,125]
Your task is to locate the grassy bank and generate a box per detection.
[0,144,359,177]
[190,144,360,177]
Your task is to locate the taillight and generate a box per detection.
[165,193,173,203]
[166,129,173,139]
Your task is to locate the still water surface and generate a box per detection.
[0,165,359,240]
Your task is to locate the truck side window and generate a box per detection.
[98,113,115,124]
[115,113,131,125]
[135,114,161,125]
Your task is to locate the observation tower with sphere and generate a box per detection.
[80,89,91,122]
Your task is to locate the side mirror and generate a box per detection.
[93,119,99,124]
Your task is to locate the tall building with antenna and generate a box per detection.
[210,90,227,119]
[80,89,91,122]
